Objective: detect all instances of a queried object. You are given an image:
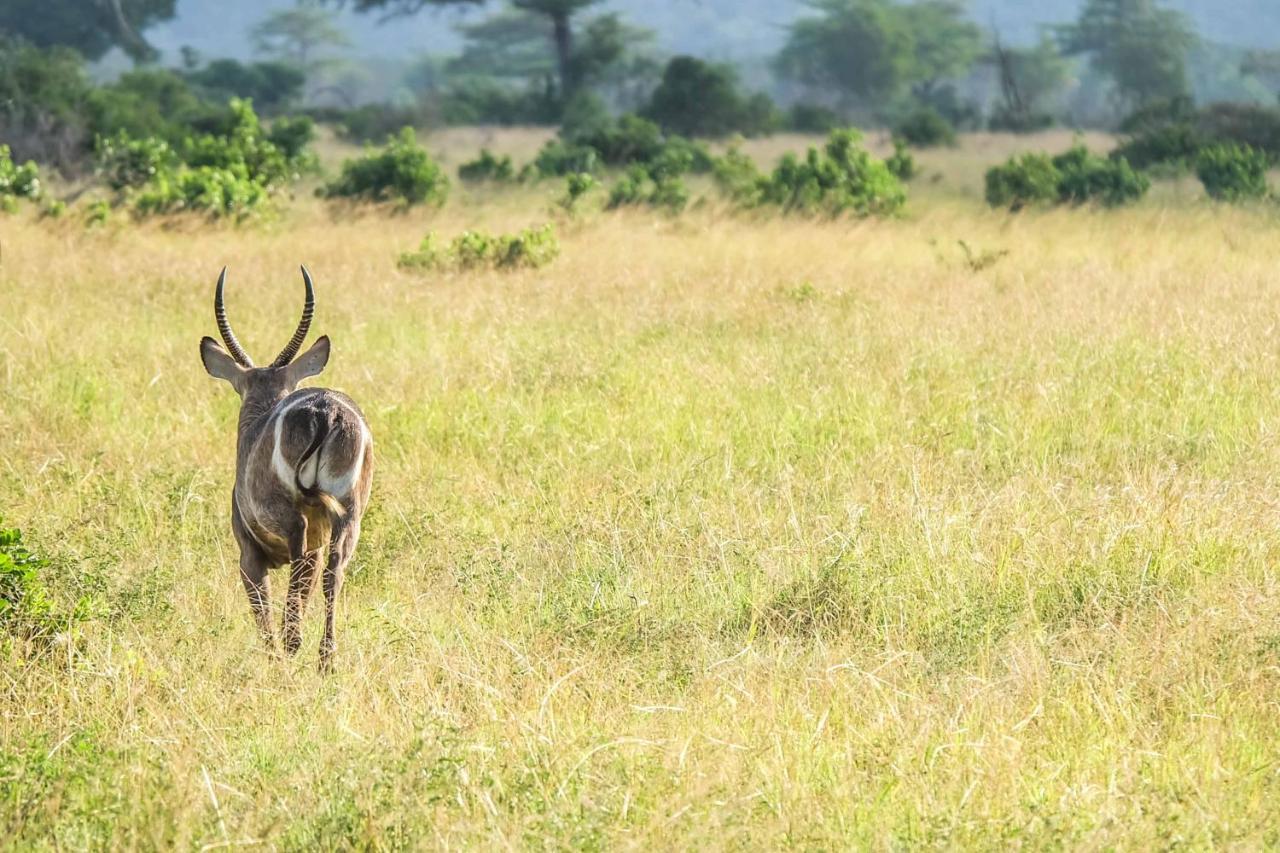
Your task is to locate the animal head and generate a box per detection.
[200,266,331,402]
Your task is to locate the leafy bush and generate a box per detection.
[606,165,689,214]
[985,145,1149,210]
[126,99,314,219]
[886,139,916,181]
[530,139,601,178]
[0,145,42,210]
[987,107,1054,133]
[1052,145,1150,207]
[985,152,1061,210]
[266,115,317,165]
[185,59,305,115]
[398,224,560,272]
[643,56,780,138]
[1196,103,1280,162]
[894,107,956,148]
[1112,124,1203,171]
[1195,143,1269,202]
[327,103,424,144]
[787,103,842,133]
[711,143,765,206]
[755,129,906,217]
[557,172,598,213]
[95,133,178,191]
[458,149,515,183]
[322,127,449,207]
[1,522,82,655]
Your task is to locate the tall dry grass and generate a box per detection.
[2,146,1279,848]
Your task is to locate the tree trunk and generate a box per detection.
[552,11,573,98]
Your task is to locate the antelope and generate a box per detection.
[199,266,373,672]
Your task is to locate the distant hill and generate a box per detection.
[142,0,1280,66]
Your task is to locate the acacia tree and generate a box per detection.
[251,6,352,76]
[1057,0,1196,107]
[331,0,603,99]
[0,0,176,61]
[775,0,981,111]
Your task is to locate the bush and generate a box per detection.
[322,127,449,207]
[398,224,560,272]
[0,145,42,210]
[894,107,956,148]
[606,165,689,214]
[266,115,317,164]
[985,145,1150,210]
[988,107,1054,133]
[1,522,82,656]
[711,143,765,206]
[95,133,178,191]
[984,152,1061,210]
[755,129,906,217]
[329,103,424,144]
[886,139,916,181]
[643,56,779,138]
[557,172,598,213]
[1112,124,1203,171]
[126,99,314,219]
[787,103,842,133]
[1195,143,1269,202]
[1196,103,1280,162]
[458,149,515,183]
[185,59,305,115]
[530,139,601,177]
[1052,145,1149,207]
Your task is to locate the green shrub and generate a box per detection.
[95,133,179,191]
[756,129,906,217]
[1112,124,1203,171]
[886,139,916,181]
[711,143,765,206]
[1195,143,1269,202]
[0,145,42,210]
[328,103,424,144]
[530,139,601,178]
[985,152,1060,210]
[987,107,1054,133]
[458,149,515,183]
[643,56,780,138]
[124,99,313,219]
[986,145,1150,210]
[606,165,689,214]
[1,522,82,656]
[266,115,318,165]
[322,127,449,207]
[557,172,598,213]
[1052,145,1149,207]
[787,103,842,133]
[894,107,956,148]
[398,224,560,272]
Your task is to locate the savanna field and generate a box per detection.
[3,131,1280,848]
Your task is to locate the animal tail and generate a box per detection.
[295,416,347,518]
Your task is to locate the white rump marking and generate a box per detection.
[316,397,370,498]
[270,395,312,495]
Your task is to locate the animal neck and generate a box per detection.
[235,390,290,462]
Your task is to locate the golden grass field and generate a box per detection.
[3,131,1280,848]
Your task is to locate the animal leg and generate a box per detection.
[319,520,361,674]
[239,549,276,653]
[282,551,320,656]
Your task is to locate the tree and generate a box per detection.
[328,0,605,99]
[186,60,307,114]
[988,34,1070,131]
[643,56,778,138]
[1057,0,1196,108]
[897,1,982,100]
[250,6,351,76]
[776,0,911,107]
[775,0,981,111]
[0,0,176,62]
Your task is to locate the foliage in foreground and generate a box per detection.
[458,149,515,184]
[397,224,560,272]
[715,129,906,218]
[322,127,449,207]
[1,522,81,657]
[985,145,1149,210]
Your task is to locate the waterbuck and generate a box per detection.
[199,266,373,672]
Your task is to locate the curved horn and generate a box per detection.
[271,265,315,367]
[214,266,254,367]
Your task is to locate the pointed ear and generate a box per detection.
[287,335,330,383]
[201,336,246,385]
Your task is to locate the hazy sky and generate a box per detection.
[142,0,1278,66]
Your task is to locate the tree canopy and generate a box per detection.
[0,0,176,61]
[1057,0,1196,106]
